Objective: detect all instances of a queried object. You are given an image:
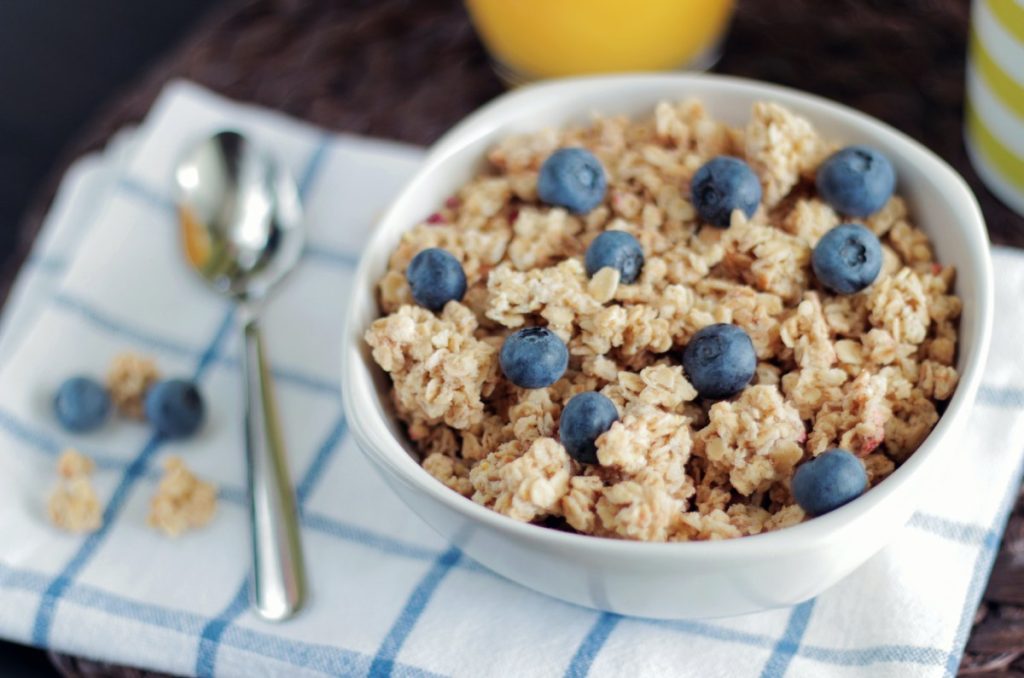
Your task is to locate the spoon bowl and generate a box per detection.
[176,131,304,301]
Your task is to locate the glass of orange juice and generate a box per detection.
[465,0,736,84]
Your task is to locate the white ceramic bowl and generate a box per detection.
[341,74,993,620]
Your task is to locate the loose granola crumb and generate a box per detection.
[107,352,160,419]
[147,457,217,537]
[57,447,95,478]
[48,449,101,534]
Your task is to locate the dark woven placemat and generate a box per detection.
[8,1,1024,676]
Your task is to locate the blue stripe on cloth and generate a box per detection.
[53,292,199,358]
[29,307,236,647]
[253,363,337,398]
[118,176,175,212]
[220,625,441,678]
[0,407,126,471]
[942,445,1024,675]
[0,562,443,678]
[630,614,945,670]
[303,243,362,269]
[945,528,1002,676]
[296,415,348,504]
[26,254,68,274]
[194,581,249,678]
[217,484,247,506]
[300,511,449,562]
[368,546,462,678]
[799,643,947,667]
[759,599,816,678]
[298,134,332,197]
[645,618,778,649]
[563,613,622,678]
[977,385,1024,409]
[908,512,991,545]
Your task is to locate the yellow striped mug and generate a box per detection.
[966,0,1024,215]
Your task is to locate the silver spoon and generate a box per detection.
[175,131,307,621]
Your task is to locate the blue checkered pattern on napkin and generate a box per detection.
[0,81,1022,678]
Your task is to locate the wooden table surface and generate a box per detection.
[7,1,1024,676]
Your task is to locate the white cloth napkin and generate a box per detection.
[1,81,1022,678]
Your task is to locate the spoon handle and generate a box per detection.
[241,316,307,620]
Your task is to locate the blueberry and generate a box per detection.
[816,145,895,217]
[54,376,110,433]
[537,148,607,214]
[559,391,619,464]
[690,156,762,227]
[811,223,883,294]
[585,231,644,283]
[499,327,569,389]
[681,324,756,400]
[145,379,205,439]
[407,248,467,312]
[792,449,868,517]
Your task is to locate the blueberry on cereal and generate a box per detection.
[816,145,895,217]
[54,376,111,433]
[792,449,867,517]
[681,324,756,400]
[559,391,619,464]
[145,379,205,439]
[537,147,607,214]
[690,156,762,227]
[585,231,644,284]
[406,247,467,312]
[811,223,882,295]
[500,327,569,389]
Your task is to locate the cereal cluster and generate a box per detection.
[147,456,218,537]
[365,100,961,541]
[107,352,161,420]
[47,449,102,534]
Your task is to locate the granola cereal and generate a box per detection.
[107,352,161,419]
[147,456,217,537]
[365,99,961,542]
[48,449,102,533]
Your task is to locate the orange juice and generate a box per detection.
[465,0,735,82]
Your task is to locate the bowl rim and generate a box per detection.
[341,72,994,560]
